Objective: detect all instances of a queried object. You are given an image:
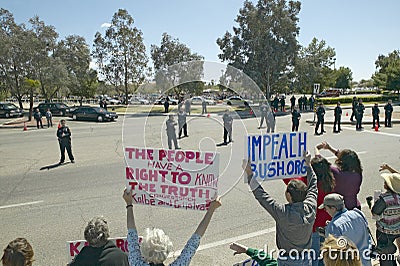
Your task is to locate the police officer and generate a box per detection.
[302,95,308,111]
[33,108,43,129]
[164,96,170,113]
[166,114,179,149]
[291,106,301,132]
[350,96,358,122]
[222,109,233,144]
[201,99,207,115]
[384,99,393,127]
[272,96,279,112]
[309,95,315,111]
[290,95,296,111]
[258,102,268,129]
[372,103,380,129]
[315,102,326,135]
[266,109,276,133]
[185,98,191,116]
[177,108,188,139]
[355,99,365,130]
[57,119,74,164]
[280,97,285,112]
[333,102,342,133]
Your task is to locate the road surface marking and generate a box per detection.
[0,200,44,210]
[341,126,400,138]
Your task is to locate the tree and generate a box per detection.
[217,0,301,98]
[373,50,400,99]
[293,37,336,93]
[334,67,352,89]
[23,78,40,121]
[92,9,148,104]
[28,16,68,101]
[151,33,204,96]
[0,8,31,108]
[55,35,98,105]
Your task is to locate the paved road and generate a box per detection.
[1,111,400,265]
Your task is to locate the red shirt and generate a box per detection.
[283,177,332,232]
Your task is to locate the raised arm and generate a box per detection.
[379,163,399,173]
[322,141,339,157]
[194,198,221,237]
[123,188,136,230]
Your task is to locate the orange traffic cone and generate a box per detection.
[207,113,210,118]
[23,122,28,131]
[375,125,379,131]
[346,112,348,116]
[249,109,253,115]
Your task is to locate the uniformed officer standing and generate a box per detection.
[57,119,75,164]
[384,99,393,127]
[309,95,315,111]
[222,109,233,144]
[272,96,279,112]
[355,99,365,130]
[290,95,296,111]
[258,102,268,129]
[185,99,191,116]
[315,102,326,135]
[177,108,188,139]
[302,95,308,111]
[201,99,207,114]
[280,97,285,112]
[291,106,301,132]
[350,96,358,121]
[266,109,276,133]
[164,96,170,113]
[333,102,342,133]
[372,103,380,129]
[166,115,179,149]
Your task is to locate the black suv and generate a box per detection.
[0,102,25,118]
[36,102,71,116]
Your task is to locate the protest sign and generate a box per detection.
[246,132,307,180]
[124,147,219,211]
[67,236,141,263]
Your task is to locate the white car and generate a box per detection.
[190,96,215,105]
[130,97,150,105]
[225,96,253,106]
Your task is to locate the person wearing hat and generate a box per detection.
[320,193,372,266]
[371,169,400,266]
[166,114,179,150]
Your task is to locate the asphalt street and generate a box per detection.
[1,110,400,265]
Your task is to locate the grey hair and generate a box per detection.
[84,216,110,247]
[140,228,173,264]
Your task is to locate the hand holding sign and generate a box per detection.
[229,242,248,255]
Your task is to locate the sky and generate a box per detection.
[2,0,400,82]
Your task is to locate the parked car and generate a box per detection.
[0,102,24,118]
[225,96,253,106]
[69,106,118,122]
[154,97,179,105]
[129,97,150,105]
[316,89,341,98]
[190,96,216,105]
[36,102,71,116]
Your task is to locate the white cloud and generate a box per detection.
[100,23,111,28]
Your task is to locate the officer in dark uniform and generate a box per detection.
[166,115,179,149]
[272,96,279,112]
[315,102,326,135]
[33,108,43,129]
[290,95,296,111]
[350,96,357,121]
[266,109,276,133]
[57,119,75,164]
[201,99,207,114]
[222,109,233,144]
[333,102,342,133]
[164,96,170,113]
[280,97,285,112]
[258,102,268,128]
[309,95,315,111]
[177,108,188,139]
[291,106,301,132]
[384,99,393,127]
[298,97,303,112]
[372,103,380,129]
[302,95,308,111]
[185,99,191,116]
[355,99,365,130]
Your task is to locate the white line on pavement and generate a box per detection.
[341,126,400,138]
[0,200,44,210]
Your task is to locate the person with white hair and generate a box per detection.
[123,188,221,265]
[69,216,129,265]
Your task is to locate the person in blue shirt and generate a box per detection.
[319,193,372,266]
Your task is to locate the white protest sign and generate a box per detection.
[246,132,307,180]
[67,237,142,263]
[124,147,219,211]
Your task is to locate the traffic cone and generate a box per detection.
[346,112,348,116]
[23,122,28,131]
[207,113,210,118]
[375,125,379,131]
[249,109,253,115]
